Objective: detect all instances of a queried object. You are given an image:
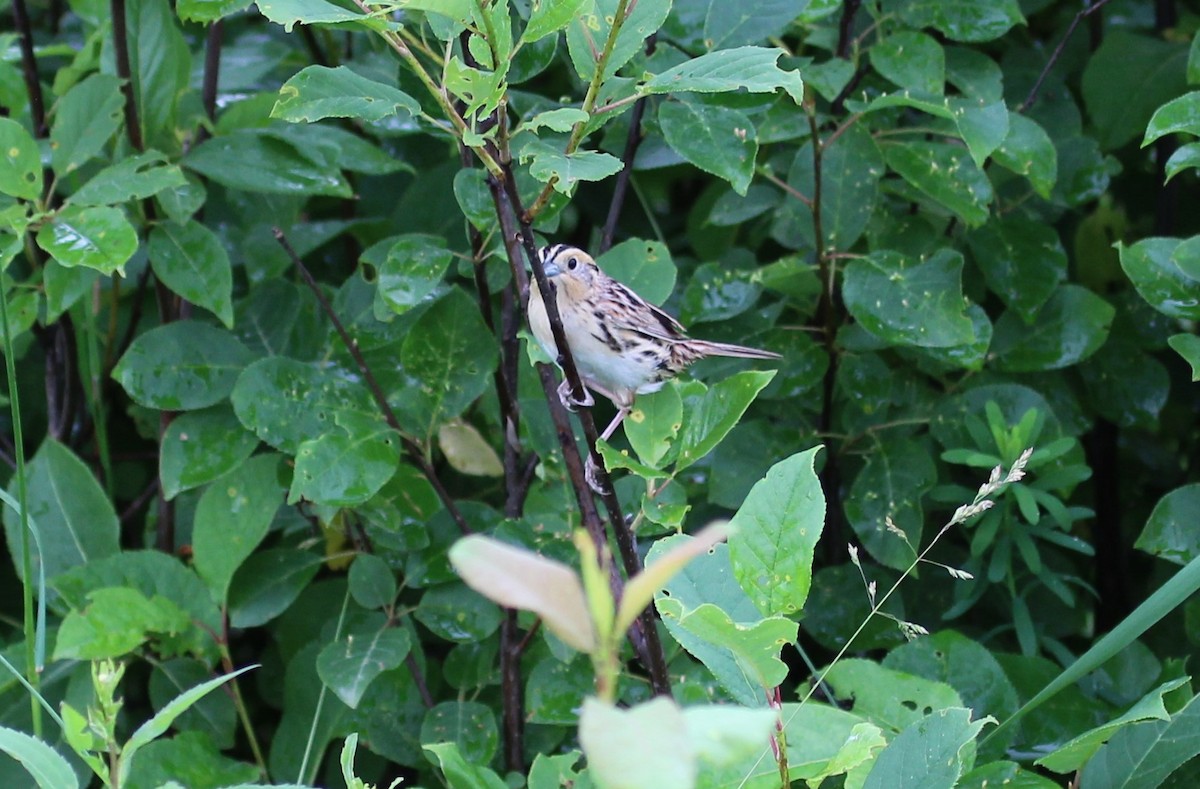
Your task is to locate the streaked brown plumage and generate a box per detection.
[527,244,781,468]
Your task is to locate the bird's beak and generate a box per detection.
[542,260,561,277]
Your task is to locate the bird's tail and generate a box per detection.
[689,340,782,360]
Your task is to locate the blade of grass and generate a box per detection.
[983,553,1200,748]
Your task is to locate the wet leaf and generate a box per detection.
[317,625,411,708]
[659,100,758,195]
[843,249,976,348]
[273,65,421,123]
[992,285,1115,372]
[36,205,138,275]
[49,74,124,177]
[148,220,235,327]
[113,321,255,410]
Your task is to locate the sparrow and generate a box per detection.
[527,244,780,486]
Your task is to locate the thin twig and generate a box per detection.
[1020,0,1113,113]
[525,0,637,221]
[600,34,657,252]
[273,228,473,537]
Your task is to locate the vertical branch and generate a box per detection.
[111,0,145,152]
[835,0,862,59]
[493,169,672,696]
[11,0,47,136]
[808,107,845,561]
[197,20,223,146]
[600,33,658,253]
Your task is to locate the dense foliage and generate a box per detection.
[1,0,1199,786]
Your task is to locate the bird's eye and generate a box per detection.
[567,257,578,270]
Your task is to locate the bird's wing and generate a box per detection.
[605,280,688,343]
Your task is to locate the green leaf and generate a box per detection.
[375,233,453,315]
[148,220,235,327]
[228,549,323,628]
[1165,141,1200,181]
[0,726,79,789]
[256,0,371,31]
[449,535,594,652]
[113,320,255,410]
[845,438,937,571]
[865,92,1007,168]
[0,118,38,196]
[1142,91,1200,146]
[650,537,762,704]
[843,249,975,348]
[703,0,800,50]
[679,261,762,323]
[123,730,259,788]
[522,0,589,43]
[289,418,401,507]
[826,658,964,731]
[49,73,124,177]
[415,582,503,643]
[177,0,253,22]
[349,554,396,610]
[123,0,192,150]
[967,217,1067,321]
[2,438,119,583]
[272,65,421,123]
[726,447,824,616]
[36,205,138,275]
[193,454,283,603]
[519,139,624,194]
[890,0,1024,43]
[677,370,776,471]
[1077,693,1200,789]
[882,141,993,226]
[1168,333,1200,380]
[1082,31,1190,150]
[565,0,672,82]
[1118,237,1200,320]
[52,551,221,656]
[596,238,677,305]
[185,130,352,197]
[1037,678,1187,773]
[642,46,804,103]
[54,586,191,660]
[624,385,682,468]
[120,665,257,786]
[317,625,411,708]
[993,114,1057,198]
[1078,337,1169,429]
[396,289,498,441]
[991,285,1115,371]
[522,107,589,134]
[663,599,797,688]
[231,357,379,454]
[70,149,188,206]
[871,31,945,94]
[1191,29,1200,84]
[1135,484,1200,565]
[579,698,693,789]
[159,405,260,499]
[423,742,508,789]
[775,123,883,251]
[659,100,758,195]
[421,700,498,765]
[862,708,991,789]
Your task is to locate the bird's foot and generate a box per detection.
[585,454,610,495]
[557,378,594,412]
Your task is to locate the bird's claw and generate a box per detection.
[557,378,594,412]
[585,455,609,495]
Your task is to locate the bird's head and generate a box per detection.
[538,244,599,299]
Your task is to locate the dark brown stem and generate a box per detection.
[599,34,657,253]
[499,610,524,771]
[111,0,145,152]
[11,0,47,137]
[1019,0,1113,113]
[197,20,223,145]
[273,228,473,537]
[835,0,862,59]
[300,25,331,67]
[120,477,160,525]
[809,108,845,563]
[494,168,672,697]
